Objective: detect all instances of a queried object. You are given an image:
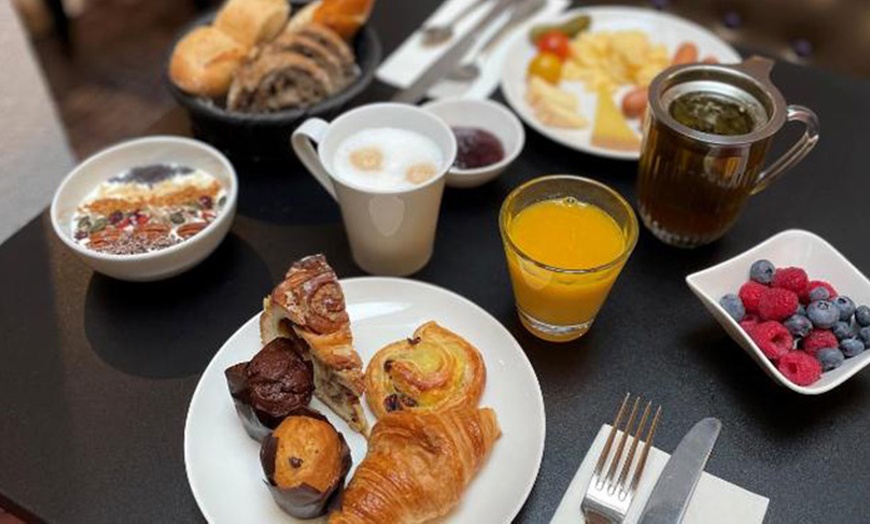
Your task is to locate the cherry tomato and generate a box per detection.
[536,31,571,61]
[527,52,563,84]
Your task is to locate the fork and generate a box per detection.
[581,393,662,524]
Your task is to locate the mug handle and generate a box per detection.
[751,105,820,195]
[291,118,337,200]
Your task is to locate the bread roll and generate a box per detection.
[214,0,291,48]
[169,26,246,98]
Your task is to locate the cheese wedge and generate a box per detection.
[591,88,641,152]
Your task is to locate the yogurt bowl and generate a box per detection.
[423,99,525,188]
[51,136,238,281]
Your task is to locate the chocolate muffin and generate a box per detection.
[260,407,352,519]
[225,337,314,441]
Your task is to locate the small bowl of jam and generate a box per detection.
[423,99,524,188]
[50,136,237,281]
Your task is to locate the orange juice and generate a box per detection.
[505,197,628,340]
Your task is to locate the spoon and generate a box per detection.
[447,0,546,82]
[420,0,493,48]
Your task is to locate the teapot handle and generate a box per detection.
[751,105,820,195]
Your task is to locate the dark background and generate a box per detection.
[3,0,870,522]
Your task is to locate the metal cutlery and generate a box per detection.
[446,0,546,82]
[638,417,722,524]
[392,0,519,104]
[420,0,492,48]
[581,393,663,524]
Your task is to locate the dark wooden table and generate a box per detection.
[3,1,870,522]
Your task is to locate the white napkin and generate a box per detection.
[377,0,569,100]
[550,424,769,524]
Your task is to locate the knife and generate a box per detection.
[391,0,519,104]
[638,417,722,524]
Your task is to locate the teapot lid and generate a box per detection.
[648,56,788,145]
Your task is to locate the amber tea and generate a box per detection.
[637,57,819,248]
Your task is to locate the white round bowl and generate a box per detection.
[50,136,238,281]
[423,99,525,189]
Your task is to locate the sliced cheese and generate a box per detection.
[526,76,577,110]
[591,88,641,151]
[532,98,588,128]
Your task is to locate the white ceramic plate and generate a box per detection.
[500,6,742,160]
[185,277,546,522]
[686,229,870,395]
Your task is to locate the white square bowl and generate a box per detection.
[686,229,870,394]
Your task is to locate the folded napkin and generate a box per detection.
[550,424,769,524]
[377,0,569,100]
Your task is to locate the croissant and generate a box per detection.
[329,407,501,523]
[261,255,369,435]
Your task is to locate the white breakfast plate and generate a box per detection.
[185,277,546,522]
[500,6,742,160]
[686,229,870,395]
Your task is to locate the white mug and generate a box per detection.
[292,103,457,276]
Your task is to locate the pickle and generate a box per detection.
[529,15,591,44]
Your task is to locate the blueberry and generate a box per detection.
[807,300,841,329]
[816,347,845,371]
[749,259,775,284]
[784,314,813,338]
[840,338,865,358]
[833,296,855,321]
[796,304,807,317]
[808,286,831,302]
[859,326,870,347]
[855,305,870,327]
[719,294,745,322]
[832,321,857,340]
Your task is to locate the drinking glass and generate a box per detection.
[499,176,638,342]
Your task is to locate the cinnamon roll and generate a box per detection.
[260,254,370,435]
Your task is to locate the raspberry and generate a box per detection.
[739,281,767,314]
[771,267,808,294]
[758,288,799,321]
[800,329,838,356]
[800,280,838,304]
[739,315,759,331]
[777,351,822,386]
[747,321,793,361]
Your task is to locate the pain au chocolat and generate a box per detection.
[260,255,369,435]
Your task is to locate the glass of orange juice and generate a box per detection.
[499,175,638,342]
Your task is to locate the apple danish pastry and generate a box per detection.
[364,322,486,419]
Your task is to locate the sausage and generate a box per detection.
[621,86,648,119]
[671,42,699,65]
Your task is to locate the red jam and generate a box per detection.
[451,127,505,170]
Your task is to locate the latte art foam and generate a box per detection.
[333,127,443,190]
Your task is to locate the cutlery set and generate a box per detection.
[581,394,722,523]
[393,0,546,103]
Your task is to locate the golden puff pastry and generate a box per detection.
[329,407,501,524]
[364,321,486,419]
[261,254,369,435]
